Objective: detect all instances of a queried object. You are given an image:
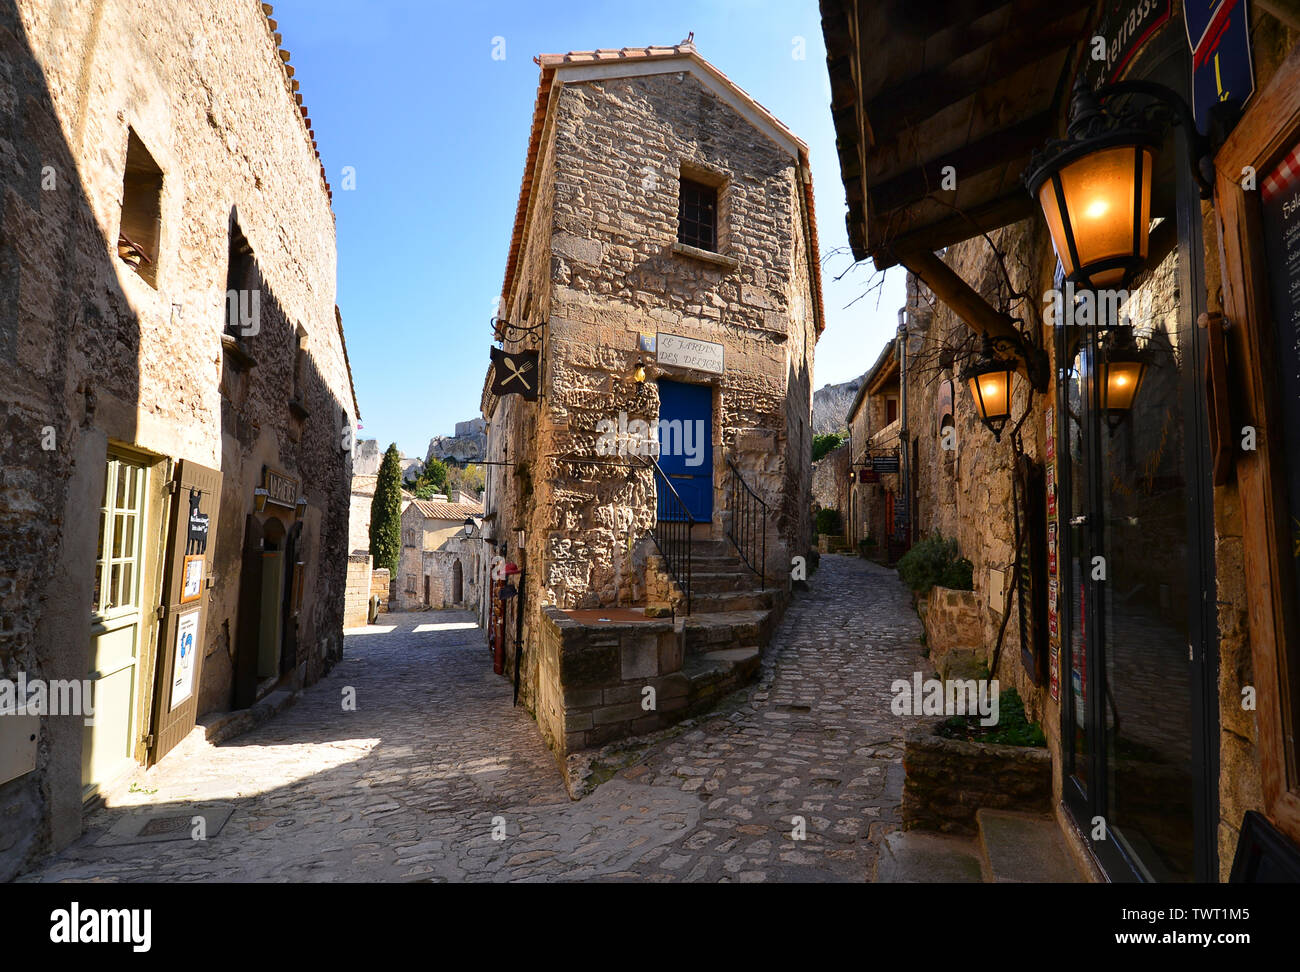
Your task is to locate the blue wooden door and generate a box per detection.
[656,380,712,522]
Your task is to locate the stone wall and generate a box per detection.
[0,0,353,880]
[920,586,983,678]
[810,441,850,517]
[902,722,1052,835]
[344,555,373,628]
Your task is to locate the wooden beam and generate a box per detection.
[867,191,1034,268]
[895,246,1021,342]
[864,5,1087,138]
[867,112,1052,213]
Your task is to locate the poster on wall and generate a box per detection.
[180,554,203,604]
[170,610,200,711]
[1261,139,1300,603]
[1045,406,1056,461]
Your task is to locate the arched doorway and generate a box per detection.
[452,559,463,605]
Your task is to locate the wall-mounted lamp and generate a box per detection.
[253,487,269,513]
[632,360,647,384]
[1100,325,1153,435]
[1024,77,1226,290]
[294,495,308,521]
[962,337,1017,441]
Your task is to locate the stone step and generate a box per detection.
[682,646,762,689]
[681,609,773,654]
[873,830,984,883]
[688,571,756,593]
[689,588,776,613]
[976,809,1084,883]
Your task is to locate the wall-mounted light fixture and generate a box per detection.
[253,487,269,514]
[1100,325,1153,435]
[962,336,1018,441]
[1024,77,1223,291]
[632,359,647,384]
[294,495,308,521]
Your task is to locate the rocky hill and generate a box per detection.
[426,417,487,466]
[812,375,864,434]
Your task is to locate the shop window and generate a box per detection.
[118,130,163,287]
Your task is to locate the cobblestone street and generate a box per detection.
[21,556,924,883]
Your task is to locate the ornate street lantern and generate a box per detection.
[1100,326,1153,434]
[962,338,1017,441]
[1024,80,1160,290]
[1025,77,1222,292]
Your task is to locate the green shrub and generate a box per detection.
[896,533,974,594]
[937,688,1046,747]
[812,430,848,462]
[815,508,843,536]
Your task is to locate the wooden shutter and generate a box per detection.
[147,459,222,765]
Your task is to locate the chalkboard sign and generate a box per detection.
[872,455,900,473]
[1261,141,1300,604]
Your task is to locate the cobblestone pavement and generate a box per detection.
[21,555,924,883]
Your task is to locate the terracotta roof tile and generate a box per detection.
[408,498,485,520]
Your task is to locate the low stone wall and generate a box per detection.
[344,555,372,628]
[920,585,982,678]
[902,720,1051,835]
[370,568,391,613]
[539,608,689,756]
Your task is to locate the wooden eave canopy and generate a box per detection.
[821,0,1094,270]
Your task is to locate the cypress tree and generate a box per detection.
[369,443,402,572]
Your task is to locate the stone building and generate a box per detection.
[395,496,484,611]
[0,0,357,881]
[823,1,1300,880]
[481,42,824,766]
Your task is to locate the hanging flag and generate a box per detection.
[489,346,539,401]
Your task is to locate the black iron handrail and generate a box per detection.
[644,455,693,615]
[725,456,766,589]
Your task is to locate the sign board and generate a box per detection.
[169,610,200,711]
[1184,0,1254,134]
[263,468,299,509]
[489,346,540,401]
[860,469,880,484]
[1261,139,1300,606]
[872,455,900,474]
[656,333,724,375]
[180,555,203,603]
[1084,0,1172,88]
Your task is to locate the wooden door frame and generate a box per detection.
[1212,40,1300,848]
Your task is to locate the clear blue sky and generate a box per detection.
[275,0,903,458]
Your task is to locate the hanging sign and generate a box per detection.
[872,455,900,474]
[1184,0,1254,134]
[263,468,298,509]
[489,346,540,400]
[860,468,880,484]
[1084,0,1172,88]
[170,611,200,711]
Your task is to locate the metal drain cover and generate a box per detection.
[95,806,235,847]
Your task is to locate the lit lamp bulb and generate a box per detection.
[632,360,647,383]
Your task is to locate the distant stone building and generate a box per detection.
[482,42,824,765]
[0,0,356,880]
[396,496,485,611]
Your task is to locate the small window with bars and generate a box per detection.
[678,178,718,252]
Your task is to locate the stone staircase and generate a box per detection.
[873,809,1085,883]
[674,538,780,701]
